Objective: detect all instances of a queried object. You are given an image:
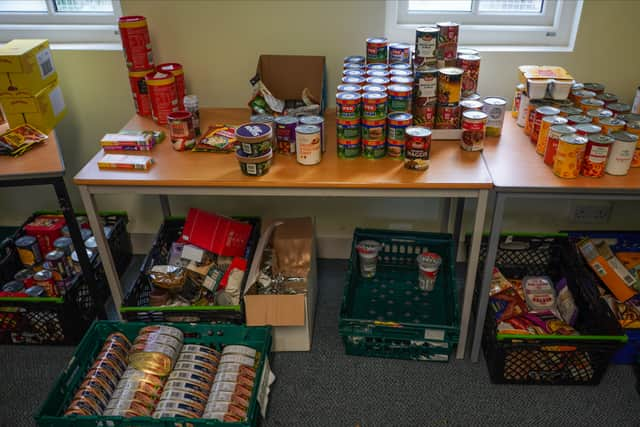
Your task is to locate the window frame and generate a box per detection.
[385,0,584,52]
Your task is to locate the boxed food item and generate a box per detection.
[244,217,317,351]
[2,81,66,133]
[0,39,58,97]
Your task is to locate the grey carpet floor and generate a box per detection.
[1,259,638,427]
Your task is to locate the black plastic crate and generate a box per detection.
[475,234,626,385]
[122,216,260,324]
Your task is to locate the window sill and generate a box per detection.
[50,42,122,51]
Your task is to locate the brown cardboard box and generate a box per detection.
[244,217,317,351]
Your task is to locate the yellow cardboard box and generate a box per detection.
[2,81,66,133]
[0,39,58,97]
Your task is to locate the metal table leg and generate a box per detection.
[456,189,488,359]
[439,198,451,233]
[53,178,106,319]
[79,185,123,320]
[160,195,171,218]
[453,198,465,262]
[470,191,506,362]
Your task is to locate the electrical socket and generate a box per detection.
[569,202,612,224]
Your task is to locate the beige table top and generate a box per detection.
[74,108,492,190]
[483,115,640,192]
[0,128,64,181]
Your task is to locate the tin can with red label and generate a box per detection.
[531,106,560,144]
[366,37,388,64]
[412,102,436,128]
[524,99,547,135]
[457,54,480,98]
[167,111,195,151]
[512,84,525,118]
[436,22,459,64]
[146,71,178,125]
[536,115,568,155]
[404,126,432,170]
[156,63,185,110]
[33,269,57,297]
[544,124,576,166]
[581,134,614,177]
[461,111,487,151]
[118,16,154,71]
[388,43,411,64]
[435,103,461,129]
[128,69,153,116]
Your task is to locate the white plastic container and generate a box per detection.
[550,79,574,100]
[527,78,550,100]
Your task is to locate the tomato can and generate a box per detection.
[388,43,411,64]
[387,84,412,113]
[404,126,432,171]
[342,76,366,86]
[156,63,185,110]
[336,92,362,120]
[530,106,560,144]
[366,37,388,64]
[118,16,153,71]
[606,131,638,175]
[461,110,488,152]
[362,92,388,120]
[414,26,439,70]
[274,115,298,154]
[608,102,632,117]
[167,111,195,151]
[627,122,640,167]
[536,115,568,155]
[299,116,325,152]
[512,83,525,118]
[146,71,178,125]
[599,117,626,135]
[15,235,42,267]
[386,112,412,157]
[483,97,508,137]
[436,22,459,64]
[583,82,605,95]
[363,85,387,96]
[437,67,463,104]
[128,69,153,116]
[581,134,614,178]
[580,97,605,113]
[575,123,602,137]
[586,108,613,125]
[553,134,587,179]
[457,54,480,98]
[435,103,461,129]
[544,124,576,166]
[295,125,322,165]
[596,92,618,106]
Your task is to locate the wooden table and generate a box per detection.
[470,115,640,362]
[74,108,493,359]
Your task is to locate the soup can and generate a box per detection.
[553,134,587,179]
[387,112,413,151]
[599,117,626,135]
[362,118,386,145]
[572,89,596,107]
[390,76,413,86]
[146,71,178,125]
[461,111,488,152]
[457,54,481,98]
[581,134,614,178]
[33,269,57,297]
[586,108,613,125]
[436,22,459,63]
[596,92,618,106]
[606,131,638,175]
[536,115,568,155]
[299,116,325,152]
[118,16,154,71]
[531,106,561,144]
[342,76,366,86]
[337,84,362,94]
[512,83,525,118]
[366,37,388,64]
[413,102,436,128]
[336,92,361,120]
[387,84,413,113]
[608,102,632,117]
[437,68,463,105]
[435,104,461,129]
[344,69,366,79]
[388,43,411,64]
[414,26,439,70]
[15,235,42,267]
[580,97,605,113]
[128,69,153,116]
[295,125,322,165]
[367,69,390,79]
[583,82,605,95]
[344,55,365,66]
[362,92,388,121]
[274,115,298,154]
[404,126,432,171]
[575,123,602,137]
[544,124,576,166]
[363,84,387,94]
[156,63,185,110]
[483,97,508,137]
[167,111,195,151]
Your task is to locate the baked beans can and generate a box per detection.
[337,84,362,94]
[274,115,298,154]
[583,82,605,94]
[295,125,322,165]
[362,118,386,145]
[572,89,596,108]
[437,68,463,105]
[344,69,366,79]
[363,84,386,95]
[412,102,436,128]
[530,106,561,144]
[146,71,178,125]
[366,37,388,64]
[575,123,602,137]
[362,92,388,120]
[628,122,640,167]
[390,76,414,86]
[608,102,632,117]
[33,269,56,297]
[118,16,154,71]
[336,92,361,120]
[404,126,431,170]
[457,54,481,98]
[436,22,459,63]
[156,63,185,110]
[586,108,613,125]
[299,116,325,152]
[599,117,626,135]
[166,111,195,151]
[553,134,587,179]
[387,84,413,113]
[581,134,614,178]
[128,69,153,116]
[344,55,365,66]
[461,111,488,152]
[544,124,576,166]
[388,43,411,64]
[580,97,605,113]
[435,103,461,129]
[342,76,366,86]
[483,97,508,137]
[596,92,618,106]
[606,131,638,175]
[414,26,439,70]
[512,83,525,118]
[536,115,568,155]
[390,62,412,71]
[15,235,41,267]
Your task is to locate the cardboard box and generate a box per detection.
[2,81,66,133]
[244,217,317,351]
[0,39,58,97]
[253,55,326,113]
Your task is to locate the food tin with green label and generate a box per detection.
[338,142,361,159]
[387,84,413,113]
[337,118,361,146]
[362,141,386,159]
[366,37,389,64]
[362,92,388,121]
[387,112,413,144]
[362,119,386,144]
[336,92,362,120]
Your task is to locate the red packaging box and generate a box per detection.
[180,208,253,257]
[24,215,66,255]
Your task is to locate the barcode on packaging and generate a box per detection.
[36,48,55,80]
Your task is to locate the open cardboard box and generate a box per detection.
[244,217,317,352]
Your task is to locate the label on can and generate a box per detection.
[119,16,154,71]
[415,70,438,103]
[336,119,361,144]
[435,104,461,129]
[366,37,388,64]
[362,93,388,120]
[415,26,438,69]
[405,127,431,170]
[362,142,386,159]
[483,97,508,137]
[295,125,322,165]
[337,142,361,158]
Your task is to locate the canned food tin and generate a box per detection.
[580,97,605,113]
[460,99,484,114]
[436,22,459,62]
[387,84,413,113]
[250,114,276,150]
[128,69,153,116]
[118,16,153,71]
[390,76,414,86]
[216,363,256,379]
[295,125,322,166]
[156,63,185,110]
[463,93,481,102]
[512,83,525,118]
[435,103,461,129]
[404,126,431,170]
[414,68,438,105]
[581,134,614,178]
[362,141,385,159]
[412,101,436,128]
[336,118,361,146]
[389,69,412,79]
[457,54,480,98]
[366,37,389,64]
[575,123,602,137]
[572,89,596,108]
[53,236,73,258]
[13,268,34,286]
[362,84,387,94]
[337,142,361,159]
[337,84,362,94]
[168,370,211,388]
[567,114,592,127]
[553,135,587,179]
[172,361,216,379]
[599,117,626,135]
[620,113,640,126]
[362,92,388,120]
[628,122,640,167]
[15,235,41,267]
[164,380,210,399]
[299,116,325,152]
[25,285,44,297]
[583,82,605,94]
[516,93,530,127]
[343,69,365,78]
[596,92,618,105]
[606,131,638,175]
[559,106,583,117]
[524,99,547,135]
[361,119,386,145]
[390,62,412,71]
[483,97,508,137]
[134,333,183,353]
[461,111,487,152]
[414,26,439,70]
[219,353,255,367]
[146,71,178,125]
[235,123,272,157]
[343,62,364,71]
[388,43,411,63]
[536,116,568,155]
[608,102,632,117]
[387,112,413,145]
[437,67,463,104]
[586,108,613,125]
[274,115,299,154]
[33,269,56,296]
[544,124,576,166]
[166,111,195,151]
[342,76,365,86]
[336,92,361,121]
[531,106,560,144]
[344,55,366,65]
[365,76,390,87]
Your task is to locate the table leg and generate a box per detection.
[79,185,123,320]
[455,189,488,359]
[440,198,451,233]
[53,178,106,319]
[453,198,465,262]
[160,195,171,218]
[470,192,506,362]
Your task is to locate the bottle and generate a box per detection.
[183,94,201,136]
[632,86,640,114]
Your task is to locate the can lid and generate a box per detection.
[611,131,639,142]
[457,47,479,56]
[156,63,184,75]
[572,82,584,91]
[550,124,576,134]
[542,115,568,125]
[2,280,24,292]
[463,93,482,101]
[596,92,618,102]
[390,62,412,70]
[344,55,365,64]
[389,69,413,77]
[567,115,592,124]
[336,92,361,101]
[363,92,387,101]
[236,122,272,140]
[366,63,388,71]
[436,21,459,27]
[483,97,507,107]
[299,116,324,125]
[366,37,389,44]
[367,70,390,78]
[363,84,387,93]
[145,71,174,84]
[54,236,73,248]
[536,106,560,115]
[599,117,626,126]
[608,102,632,112]
[406,126,432,138]
[344,63,364,70]
[45,249,65,261]
[342,76,365,84]
[559,134,587,145]
[296,125,321,134]
[458,54,481,61]
[387,84,412,94]
[438,67,464,76]
[388,112,413,122]
[389,42,411,49]
[463,110,488,121]
[344,69,365,77]
[25,285,45,297]
[416,25,439,33]
[337,84,361,93]
[583,82,605,92]
[250,114,274,123]
[581,98,605,107]
[560,106,583,115]
[460,100,484,109]
[586,108,613,118]
[572,89,596,98]
[15,235,37,246]
[588,134,614,145]
[34,269,53,280]
[390,76,414,85]
[366,77,390,85]
[575,124,602,134]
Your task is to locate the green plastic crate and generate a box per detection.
[35,321,272,427]
[339,228,460,362]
